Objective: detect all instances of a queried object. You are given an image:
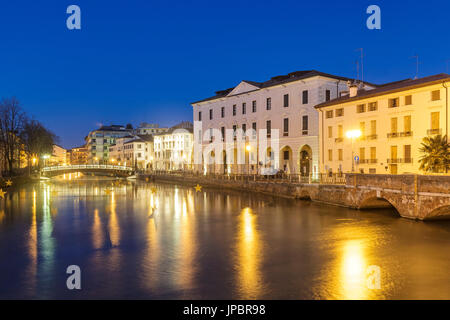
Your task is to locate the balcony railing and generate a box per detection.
[335,137,343,143]
[427,129,442,135]
[366,134,378,140]
[387,131,413,138]
[359,159,377,164]
[387,158,413,164]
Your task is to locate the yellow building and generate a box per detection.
[316,74,450,175]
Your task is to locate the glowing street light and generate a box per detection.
[346,129,362,173]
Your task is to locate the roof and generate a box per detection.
[96,125,129,132]
[191,70,379,104]
[315,73,450,109]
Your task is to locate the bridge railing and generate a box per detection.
[42,164,134,172]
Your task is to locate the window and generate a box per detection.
[370,147,376,160]
[328,149,333,161]
[370,120,377,135]
[356,104,366,113]
[209,128,213,142]
[252,100,256,112]
[302,116,308,135]
[368,102,378,111]
[242,103,246,114]
[252,122,257,138]
[328,126,333,138]
[283,150,289,160]
[391,117,398,133]
[233,105,236,116]
[338,149,343,161]
[283,94,289,107]
[359,147,365,161]
[302,90,308,104]
[404,115,411,133]
[325,89,331,101]
[283,118,289,136]
[266,120,271,137]
[221,127,225,141]
[431,111,440,130]
[359,122,365,137]
[431,90,441,101]
[209,109,213,120]
[404,145,411,162]
[266,97,271,110]
[338,125,343,138]
[326,110,333,118]
[221,107,225,118]
[388,98,399,108]
[232,125,237,140]
[336,108,344,117]
[405,95,412,105]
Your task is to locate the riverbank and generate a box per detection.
[138,173,450,220]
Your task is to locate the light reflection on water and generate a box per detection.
[0,179,449,299]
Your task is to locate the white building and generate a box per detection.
[191,70,376,176]
[109,135,154,169]
[153,122,194,170]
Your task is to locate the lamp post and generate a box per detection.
[346,129,361,173]
[245,144,251,175]
[42,154,50,168]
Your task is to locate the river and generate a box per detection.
[0,179,449,299]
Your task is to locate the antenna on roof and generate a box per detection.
[355,60,360,83]
[412,55,419,79]
[356,48,364,84]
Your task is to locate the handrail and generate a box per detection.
[42,164,134,171]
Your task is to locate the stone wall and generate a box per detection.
[141,173,450,220]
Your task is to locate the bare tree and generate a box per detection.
[0,98,26,175]
[21,119,57,175]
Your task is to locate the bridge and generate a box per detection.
[41,164,135,178]
[145,172,450,220]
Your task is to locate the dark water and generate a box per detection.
[0,179,449,299]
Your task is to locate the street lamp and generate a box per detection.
[346,129,361,173]
[42,154,50,167]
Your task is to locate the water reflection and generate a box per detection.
[236,207,263,299]
[0,179,449,299]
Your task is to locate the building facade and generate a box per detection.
[85,125,132,164]
[191,70,376,176]
[49,144,67,166]
[153,122,194,170]
[67,146,88,165]
[132,123,169,136]
[122,135,154,169]
[316,74,450,175]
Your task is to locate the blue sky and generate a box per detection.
[0,0,449,148]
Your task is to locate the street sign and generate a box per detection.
[354,155,360,162]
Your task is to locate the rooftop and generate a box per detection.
[191,70,379,104]
[315,73,450,109]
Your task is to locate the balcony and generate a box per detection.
[387,158,413,164]
[387,131,413,138]
[427,128,442,135]
[335,137,343,143]
[366,134,378,140]
[302,130,308,135]
[359,159,377,164]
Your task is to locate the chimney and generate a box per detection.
[348,80,359,97]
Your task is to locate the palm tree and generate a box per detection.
[419,135,450,173]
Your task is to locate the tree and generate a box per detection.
[419,135,450,173]
[21,119,57,174]
[0,98,26,175]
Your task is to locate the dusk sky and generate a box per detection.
[0,0,449,149]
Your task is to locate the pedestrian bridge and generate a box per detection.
[41,164,135,177]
